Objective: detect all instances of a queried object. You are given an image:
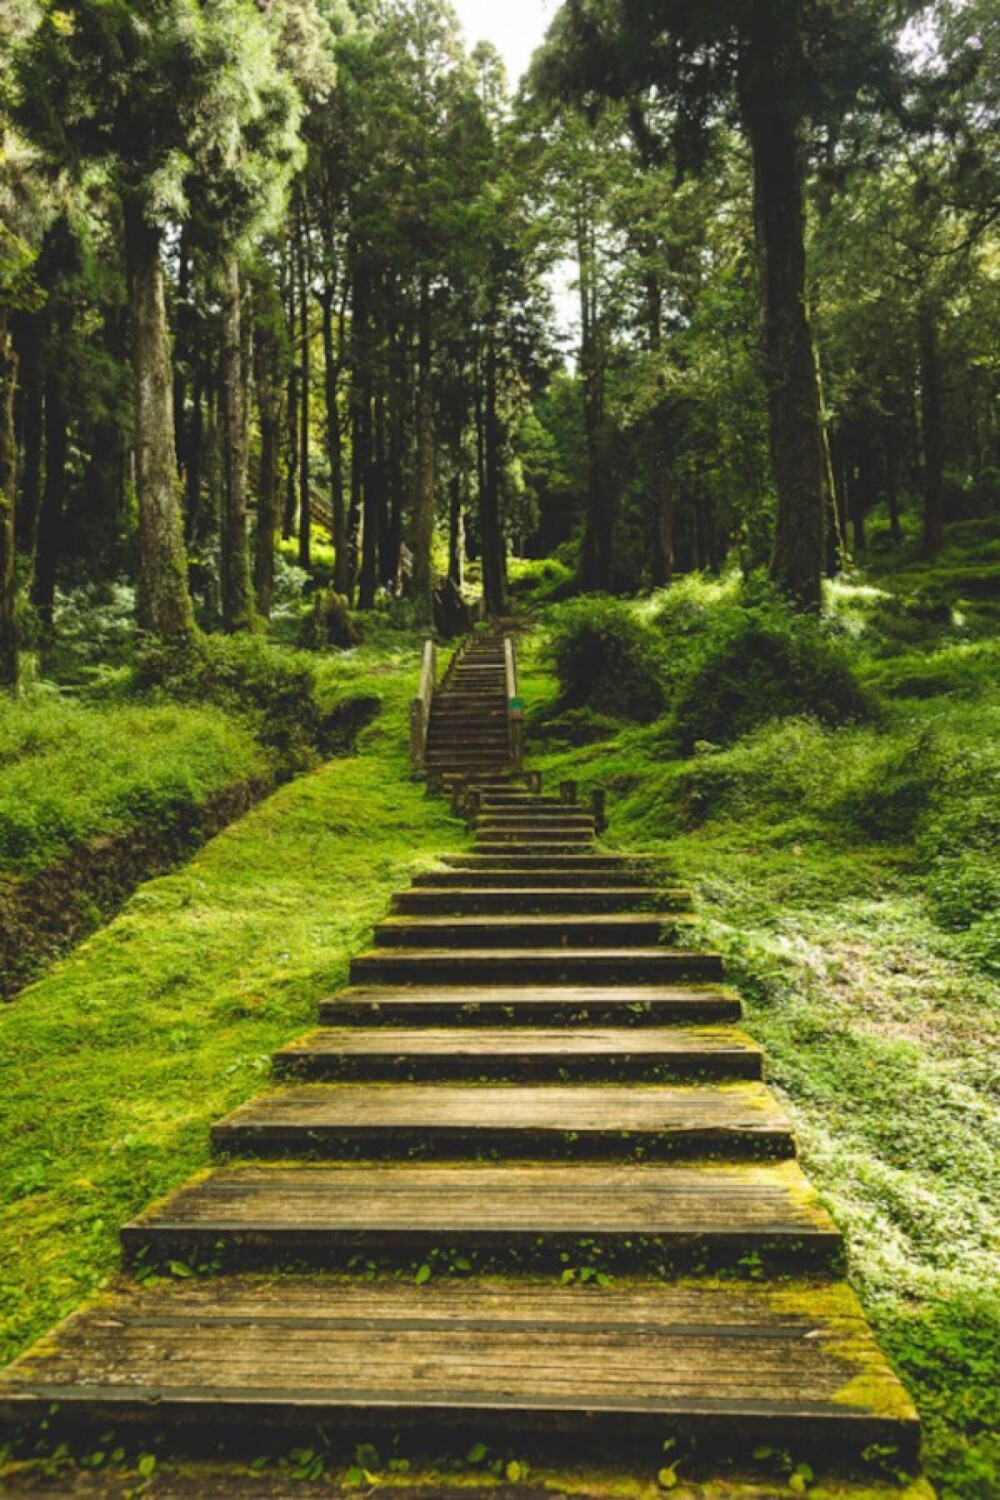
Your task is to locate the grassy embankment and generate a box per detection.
[511,523,999,1500]
[0,637,462,1374]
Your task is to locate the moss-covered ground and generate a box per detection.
[513,528,999,1499]
[0,642,462,1369]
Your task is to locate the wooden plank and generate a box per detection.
[0,1276,919,1463]
[349,949,725,985]
[271,1025,763,1081]
[372,915,682,948]
[123,1160,841,1269]
[321,984,743,1027]
[210,1082,795,1160]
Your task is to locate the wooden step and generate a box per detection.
[472,840,597,855]
[440,853,668,871]
[122,1160,840,1271]
[322,983,743,1027]
[0,1277,918,1465]
[392,887,689,914]
[372,914,678,949]
[211,1082,793,1160]
[411,869,673,890]
[349,947,724,986]
[272,1025,763,1082]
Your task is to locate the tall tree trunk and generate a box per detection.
[448,470,464,589]
[358,363,378,611]
[13,314,42,562]
[123,199,195,644]
[577,210,611,593]
[412,277,435,625]
[885,422,902,544]
[919,297,945,555]
[220,254,252,631]
[321,285,348,594]
[0,318,17,692]
[283,262,298,541]
[173,230,191,484]
[297,217,312,571]
[651,462,675,588]
[383,347,406,591]
[741,1,826,611]
[481,327,505,616]
[253,311,284,620]
[185,376,204,542]
[32,360,68,634]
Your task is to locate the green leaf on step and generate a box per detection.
[137,1455,156,1478]
[658,1466,678,1489]
[506,1460,524,1482]
[168,1260,194,1278]
[414,1263,432,1285]
[467,1443,488,1464]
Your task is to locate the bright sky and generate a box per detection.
[451,0,560,86]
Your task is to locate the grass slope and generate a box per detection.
[516,547,999,1499]
[0,652,462,1365]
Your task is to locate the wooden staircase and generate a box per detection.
[0,633,922,1491]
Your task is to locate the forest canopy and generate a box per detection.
[0,0,997,689]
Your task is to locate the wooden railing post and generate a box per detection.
[410,634,437,776]
[591,787,607,833]
[504,632,525,773]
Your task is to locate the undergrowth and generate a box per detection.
[0,652,460,1365]
[518,526,1000,1498]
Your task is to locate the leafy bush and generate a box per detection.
[671,586,874,750]
[508,557,577,609]
[141,635,323,760]
[297,591,362,651]
[546,596,667,722]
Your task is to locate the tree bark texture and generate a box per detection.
[32,357,67,634]
[297,217,312,571]
[321,284,349,594]
[123,200,195,644]
[12,314,42,561]
[412,276,435,625]
[253,316,284,620]
[0,318,18,692]
[480,328,506,616]
[919,297,945,554]
[741,0,826,611]
[220,254,252,631]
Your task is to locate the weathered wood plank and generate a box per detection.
[321,983,743,1027]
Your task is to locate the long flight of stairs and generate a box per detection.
[0,633,921,1493]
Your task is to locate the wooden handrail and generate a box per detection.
[410,635,437,774]
[504,632,525,773]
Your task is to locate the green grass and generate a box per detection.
[0,649,464,1365]
[0,696,268,878]
[516,541,1000,1499]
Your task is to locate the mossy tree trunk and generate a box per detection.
[123,199,196,645]
[321,281,349,596]
[220,253,252,632]
[919,296,945,555]
[412,274,435,627]
[0,317,18,693]
[253,294,285,621]
[481,324,506,617]
[12,313,42,563]
[741,0,826,612]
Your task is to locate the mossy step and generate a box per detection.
[321,983,743,1028]
[372,914,684,949]
[271,1024,763,1082]
[392,887,690,914]
[0,1277,918,1465]
[210,1081,793,1161]
[349,947,723,987]
[122,1159,840,1273]
[438,853,671,873]
[412,869,676,890]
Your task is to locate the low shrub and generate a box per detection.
[671,585,874,750]
[546,596,667,722]
[297,591,362,651]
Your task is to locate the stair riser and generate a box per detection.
[349,954,724,985]
[392,891,686,913]
[412,871,672,890]
[0,1397,917,1470]
[211,1123,796,1163]
[373,921,671,948]
[270,1051,763,1083]
[122,1225,840,1278]
[440,855,671,872]
[321,998,744,1027]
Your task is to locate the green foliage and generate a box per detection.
[667,584,874,750]
[546,595,667,722]
[0,655,457,1368]
[140,634,324,760]
[297,589,362,651]
[0,693,265,877]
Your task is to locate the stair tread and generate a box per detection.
[213,1081,790,1137]
[126,1160,835,1239]
[0,1276,917,1449]
[276,1025,760,1060]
